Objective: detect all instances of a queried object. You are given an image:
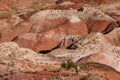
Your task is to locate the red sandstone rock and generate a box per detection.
[14,33,38,52]
[29,10,68,33]
[15,20,87,52]
[0,20,33,43]
[38,21,87,51]
[14,10,87,52]
[0,1,120,80]
[0,0,32,11]
[77,53,117,69]
[87,20,113,33]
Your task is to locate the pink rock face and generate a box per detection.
[87,20,113,33]
[105,28,120,46]
[0,20,33,43]
[77,53,118,71]
[29,10,88,34]
[15,20,87,52]
[14,10,87,52]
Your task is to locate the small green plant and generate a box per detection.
[61,59,76,70]
[77,7,84,12]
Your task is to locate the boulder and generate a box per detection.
[77,53,118,71]
[0,0,32,11]
[61,0,120,4]
[43,1,83,10]
[14,33,38,52]
[15,10,87,52]
[15,19,87,52]
[0,20,33,43]
[29,10,68,33]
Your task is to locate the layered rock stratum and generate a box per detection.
[0,0,120,80]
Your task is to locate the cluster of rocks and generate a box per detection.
[0,0,120,80]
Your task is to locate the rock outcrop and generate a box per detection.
[50,32,120,72]
[77,53,119,71]
[15,10,87,52]
[0,42,58,76]
[0,0,120,79]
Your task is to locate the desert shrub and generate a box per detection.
[61,59,76,70]
[77,7,84,12]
